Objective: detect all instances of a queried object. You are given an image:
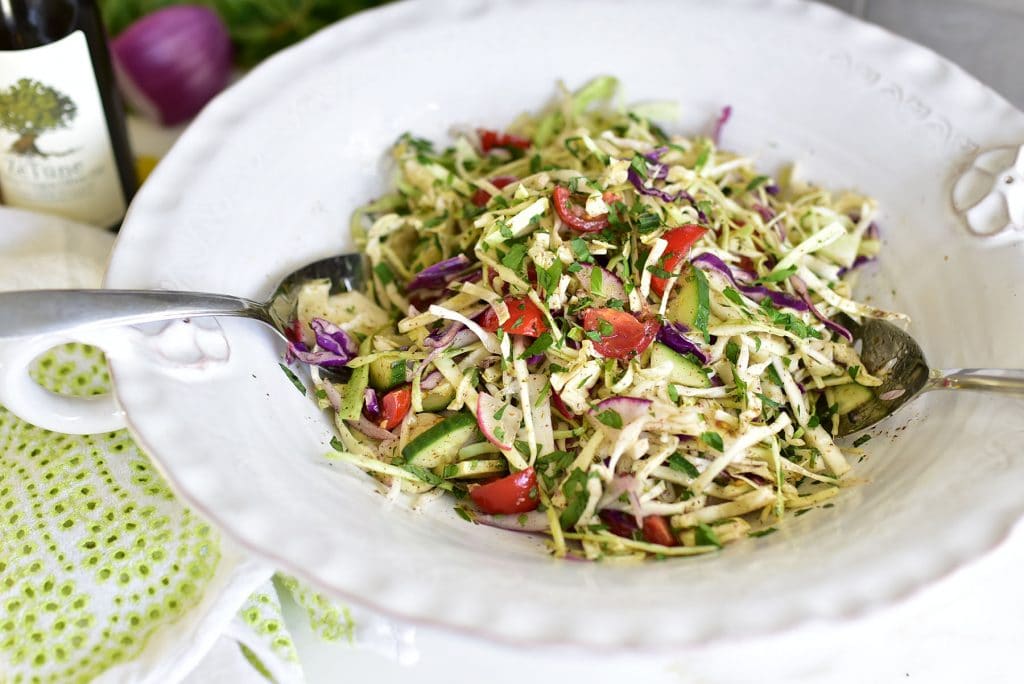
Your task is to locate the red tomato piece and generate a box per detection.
[471,175,518,207]
[470,467,539,514]
[478,129,531,153]
[550,390,574,420]
[284,318,305,345]
[650,224,707,297]
[581,308,660,359]
[552,185,610,233]
[479,296,549,338]
[642,515,678,547]
[379,385,412,430]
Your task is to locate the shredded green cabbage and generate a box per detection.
[304,77,903,561]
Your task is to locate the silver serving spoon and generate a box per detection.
[833,317,1024,436]
[0,253,365,341]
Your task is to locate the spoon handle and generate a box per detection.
[929,368,1024,395]
[0,289,268,339]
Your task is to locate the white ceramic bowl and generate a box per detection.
[100,0,1024,649]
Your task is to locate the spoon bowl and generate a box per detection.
[0,252,366,341]
[832,316,1024,436]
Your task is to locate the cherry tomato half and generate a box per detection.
[650,224,707,298]
[471,175,518,207]
[379,385,412,430]
[642,515,678,547]
[581,308,660,359]
[470,467,539,514]
[552,185,610,233]
[478,129,531,153]
[479,296,549,338]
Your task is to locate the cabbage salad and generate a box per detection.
[281,77,905,561]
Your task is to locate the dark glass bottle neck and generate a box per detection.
[0,0,83,49]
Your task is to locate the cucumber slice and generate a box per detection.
[337,335,373,420]
[369,357,408,391]
[337,365,369,420]
[401,412,479,468]
[832,383,874,416]
[441,459,507,480]
[650,342,710,388]
[667,266,699,326]
[421,382,456,412]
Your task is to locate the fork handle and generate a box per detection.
[929,368,1024,395]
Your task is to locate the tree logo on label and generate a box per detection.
[0,78,77,156]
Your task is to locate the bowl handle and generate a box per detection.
[0,329,126,435]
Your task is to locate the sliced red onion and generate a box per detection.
[322,380,342,411]
[575,263,628,302]
[476,511,550,533]
[284,339,305,364]
[599,509,639,539]
[753,203,775,223]
[406,255,472,292]
[526,354,545,367]
[590,397,653,425]
[656,322,708,364]
[348,416,395,441]
[420,371,444,391]
[712,105,732,146]
[790,276,853,341]
[691,253,808,312]
[363,388,380,420]
[111,6,232,126]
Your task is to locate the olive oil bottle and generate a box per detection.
[0,0,136,229]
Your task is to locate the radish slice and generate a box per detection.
[575,264,628,302]
[590,397,653,426]
[475,510,550,532]
[477,392,522,451]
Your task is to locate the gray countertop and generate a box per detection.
[820,0,1024,109]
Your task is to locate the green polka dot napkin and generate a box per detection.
[0,211,358,683]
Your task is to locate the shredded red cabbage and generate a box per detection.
[405,254,471,292]
[425,321,465,349]
[656,322,708,364]
[837,254,876,277]
[363,388,381,420]
[627,167,690,204]
[712,105,732,146]
[599,509,639,539]
[790,276,853,341]
[690,253,808,312]
[288,318,358,367]
[312,318,358,357]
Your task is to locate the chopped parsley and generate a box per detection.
[700,431,724,451]
[279,364,306,395]
[595,409,623,429]
[667,453,700,478]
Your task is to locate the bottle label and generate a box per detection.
[0,30,126,227]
